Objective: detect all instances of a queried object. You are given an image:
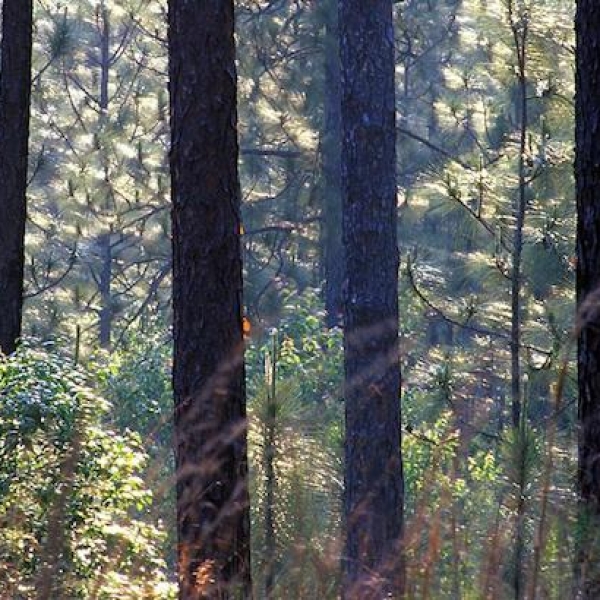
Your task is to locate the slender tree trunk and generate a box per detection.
[322,0,344,328]
[97,4,113,348]
[575,2,600,596]
[507,5,529,598]
[99,1,110,118]
[263,335,277,598]
[0,0,34,355]
[513,435,528,600]
[508,1,528,431]
[169,1,252,598]
[339,1,404,597]
[98,233,112,349]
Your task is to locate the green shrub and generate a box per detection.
[0,344,175,599]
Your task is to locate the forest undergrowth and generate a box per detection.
[0,288,581,599]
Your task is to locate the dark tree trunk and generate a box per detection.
[99,1,110,117]
[0,0,34,355]
[98,233,112,349]
[575,2,600,596]
[322,0,344,328]
[339,0,404,597]
[97,5,112,348]
[507,5,529,598]
[168,1,252,598]
[508,6,528,432]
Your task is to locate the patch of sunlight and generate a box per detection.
[442,65,466,92]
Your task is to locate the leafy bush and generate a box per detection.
[95,331,176,571]
[96,330,173,449]
[0,344,175,598]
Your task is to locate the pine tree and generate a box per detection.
[0,0,34,354]
[320,0,344,328]
[575,1,600,596]
[169,0,252,596]
[25,1,170,349]
[339,0,404,596]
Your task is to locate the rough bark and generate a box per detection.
[168,1,252,598]
[0,0,34,355]
[575,1,600,596]
[339,0,404,596]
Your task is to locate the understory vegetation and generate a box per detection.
[0,288,578,596]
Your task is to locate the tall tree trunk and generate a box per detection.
[508,0,529,431]
[97,3,113,348]
[339,1,404,597]
[575,1,600,596]
[321,0,344,328]
[169,1,252,598]
[507,4,529,598]
[0,0,34,355]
